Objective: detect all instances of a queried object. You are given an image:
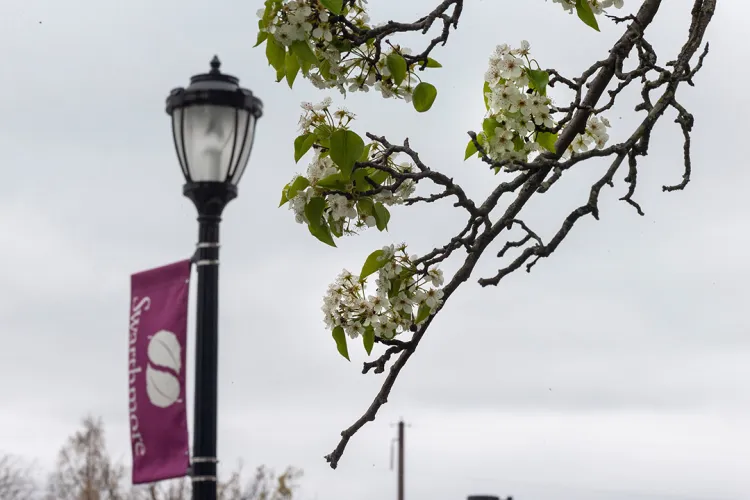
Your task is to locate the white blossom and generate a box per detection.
[427,268,444,286]
[320,248,444,343]
[476,39,615,167]
[258,0,414,101]
[547,0,624,15]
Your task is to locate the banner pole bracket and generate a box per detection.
[191,475,218,483]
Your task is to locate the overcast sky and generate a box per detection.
[0,1,746,499]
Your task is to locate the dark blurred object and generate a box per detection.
[468,496,513,500]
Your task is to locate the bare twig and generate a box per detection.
[331,0,463,79]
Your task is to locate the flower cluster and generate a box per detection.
[468,41,614,168]
[568,114,612,155]
[259,0,335,46]
[287,150,415,232]
[298,96,353,133]
[257,0,439,109]
[280,99,417,246]
[548,0,624,15]
[478,41,553,163]
[322,244,444,342]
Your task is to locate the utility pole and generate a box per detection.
[390,419,410,500]
[397,420,404,500]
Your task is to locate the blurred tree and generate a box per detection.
[134,464,302,500]
[0,453,37,500]
[45,416,127,500]
[42,416,302,500]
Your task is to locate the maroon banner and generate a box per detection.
[129,260,191,484]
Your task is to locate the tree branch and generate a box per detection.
[324,0,716,469]
[332,0,463,78]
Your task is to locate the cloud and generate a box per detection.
[0,0,746,499]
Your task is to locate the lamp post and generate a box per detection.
[165,56,263,500]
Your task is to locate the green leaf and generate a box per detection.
[261,0,278,23]
[352,169,368,191]
[254,23,268,48]
[329,218,344,238]
[320,0,343,15]
[314,124,333,149]
[279,184,290,207]
[575,0,600,31]
[465,138,478,160]
[279,175,310,207]
[305,196,326,228]
[319,59,333,80]
[415,303,431,325]
[317,173,348,190]
[314,124,333,141]
[293,133,316,163]
[363,326,375,355]
[285,175,310,203]
[332,39,354,52]
[370,169,389,185]
[304,196,337,247]
[482,118,498,137]
[291,40,319,66]
[359,143,373,162]
[360,249,388,281]
[353,169,381,193]
[537,131,558,153]
[329,129,365,178]
[512,135,525,152]
[299,58,312,75]
[412,82,438,112]
[388,277,402,299]
[265,37,286,72]
[483,81,491,110]
[386,53,408,86]
[356,197,374,216]
[332,326,350,361]
[425,58,442,68]
[373,202,390,231]
[527,69,549,96]
[285,51,300,88]
[308,221,336,247]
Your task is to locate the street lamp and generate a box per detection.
[166,56,263,500]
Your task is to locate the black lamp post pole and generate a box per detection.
[186,183,237,500]
[166,55,261,499]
